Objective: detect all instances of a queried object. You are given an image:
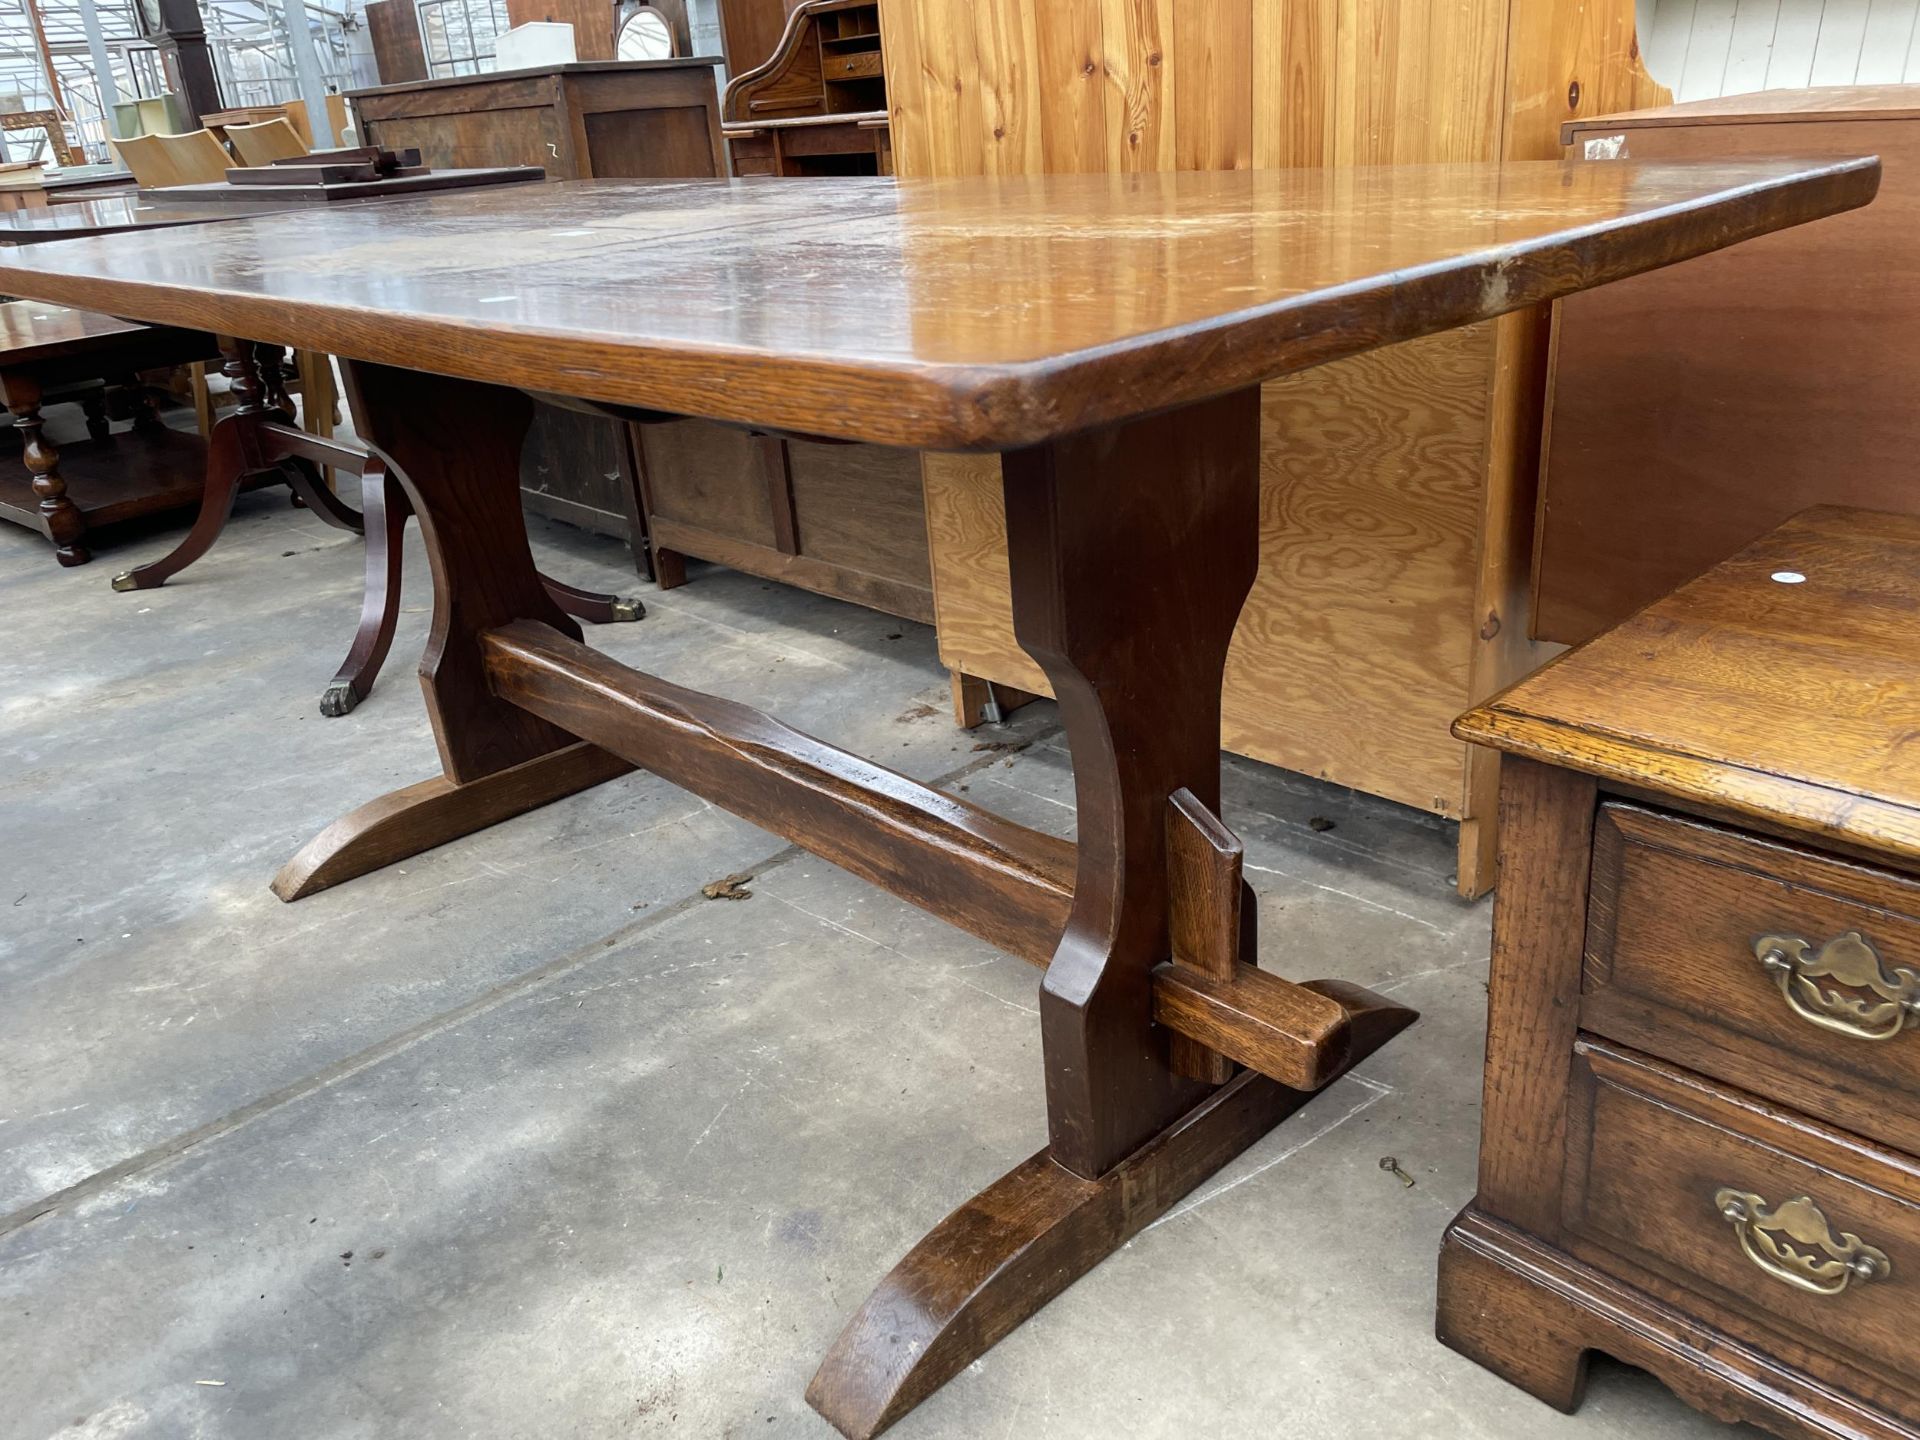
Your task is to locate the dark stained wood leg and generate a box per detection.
[1005,385,1265,1178]
[254,341,294,419]
[652,545,689,589]
[112,339,268,592]
[281,450,364,534]
[345,360,582,779]
[321,459,407,719]
[275,362,610,897]
[272,741,634,900]
[809,1038,1409,1439]
[539,574,645,624]
[1436,1210,1593,1414]
[81,388,110,442]
[1435,1208,1906,1438]
[6,374,89,566]
[615,419,655,583]
[124,376,167,437]
[808,388,1415,1437]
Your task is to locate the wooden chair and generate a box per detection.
[226,117,308,166]
[111,129,231,188]
[108,134,169,188]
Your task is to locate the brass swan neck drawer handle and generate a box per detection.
[1715,1189,1891,1296]
[1751,930,1920,1042]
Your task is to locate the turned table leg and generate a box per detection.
[4,371,90,567]
[81,388,110,443]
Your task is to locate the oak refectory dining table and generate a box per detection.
[0,162,1879,1437]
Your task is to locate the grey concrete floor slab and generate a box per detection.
[0,461,1759,1437]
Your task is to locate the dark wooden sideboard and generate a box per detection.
[723,0,891,177]
[349,60,727,571]
[1534,85,1920,646]
[350,61,724,177]
[622,6,928,622]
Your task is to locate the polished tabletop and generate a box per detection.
[0,192,319,242]
[0,299,152,362]
[1457,506,1920,865]
[0,161,1878,449]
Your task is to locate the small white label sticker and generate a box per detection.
[1771,571,1808,585]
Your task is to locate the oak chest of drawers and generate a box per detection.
[1438,506,1920,1439]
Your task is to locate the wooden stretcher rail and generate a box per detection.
[481,620,1076,964]
[483,621,1406,1099]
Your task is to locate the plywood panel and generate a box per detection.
[925,327,1501,818]
[1235,327,1493,814]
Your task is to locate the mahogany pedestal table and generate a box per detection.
[0,163,1878,1437]
[108,335,643,717]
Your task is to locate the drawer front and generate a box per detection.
[1585,802,1920,1150]
[828,49,883,79]
[1565,1040,1920,1392]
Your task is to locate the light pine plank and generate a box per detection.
[1859,0,1920,82]
[1810,0,1874,83]
[1678,0,1739,98]
[1097,0,1175,172]
[1766,0,1826,85]
[1035,3,1109,171]
[1173,0,1254,169]
[879,0,935,178]
[1505,0,1672,159]
[975,0,1045,175]
[1338,0,1503,165]
[1721,0,1783,93]
[1253,0,1336,169]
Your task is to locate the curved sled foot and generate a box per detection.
[272,741,634,901]
[808,1013,1407,1440]
[318,680,360,718]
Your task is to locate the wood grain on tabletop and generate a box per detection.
[0,161,1879,451]
[1459,506,1920,870]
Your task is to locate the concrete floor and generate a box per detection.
[0,455,1764,1437]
